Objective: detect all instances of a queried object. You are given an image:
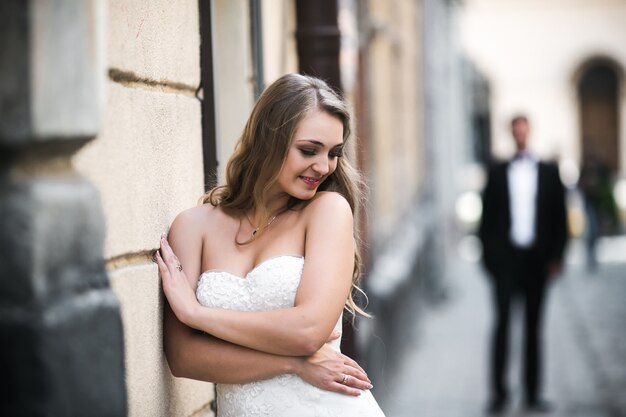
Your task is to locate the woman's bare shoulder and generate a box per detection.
[170,203,219,236]
[301,191,353,227]
[305,191,351,214]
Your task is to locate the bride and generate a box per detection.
[155,73,386,416]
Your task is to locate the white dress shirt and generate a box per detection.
[507,153,538,248]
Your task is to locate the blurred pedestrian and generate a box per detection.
[578,152,619,270]
[478,115,568,414]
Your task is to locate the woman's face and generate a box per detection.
[271,109,344,202]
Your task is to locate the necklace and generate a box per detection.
[248,214,278,237]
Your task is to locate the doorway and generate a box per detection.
[578,61,620,172]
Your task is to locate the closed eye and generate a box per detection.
[299,148,317,156]
[297,143,343,158]
[329,145,344,158]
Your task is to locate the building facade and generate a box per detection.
[460,0,626,180]
[2,1,471,415]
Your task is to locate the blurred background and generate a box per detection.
[1,0,625,416]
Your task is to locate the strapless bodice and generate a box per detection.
[197,255,305,311]
[195,255,385,417]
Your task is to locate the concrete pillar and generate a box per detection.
[0,1,127,416]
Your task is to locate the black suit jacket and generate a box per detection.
[478,159,568,278]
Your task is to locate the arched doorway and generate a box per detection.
[578,60,621,172]
[577,59,623,239]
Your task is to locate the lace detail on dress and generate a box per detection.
[197,255,304,313]
[196,255,385,417]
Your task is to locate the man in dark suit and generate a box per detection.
[479,115,568,414]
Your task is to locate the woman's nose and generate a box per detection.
[313,156,330,174]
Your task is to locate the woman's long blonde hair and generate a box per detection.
[201,73,369,318]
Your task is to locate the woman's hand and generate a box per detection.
[296,343,373,396]
[155,233,199,326]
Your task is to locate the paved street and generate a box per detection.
[376,237,626,417]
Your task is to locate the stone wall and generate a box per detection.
[73,1,212,416]
[0,1,126,416]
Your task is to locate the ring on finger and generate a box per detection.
[341,374,348,384]
[176,264,183,272]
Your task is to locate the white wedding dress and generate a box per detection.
[196,255,386,417]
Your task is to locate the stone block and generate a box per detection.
[73,82,204,259]
[109,265,213,417]
[0,176,108,306]
[0,0,105,144]
[0,288,126,417]
[0,1,30,139]
[108,0,200,87]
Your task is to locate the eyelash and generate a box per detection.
[299,148,343,158]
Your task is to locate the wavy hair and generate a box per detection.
[201,73,368,318]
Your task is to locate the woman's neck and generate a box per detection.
[248,196,289,225]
